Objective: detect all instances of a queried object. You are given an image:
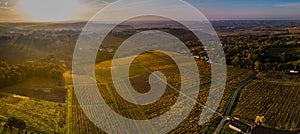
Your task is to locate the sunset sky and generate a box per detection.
[0,0,299,22]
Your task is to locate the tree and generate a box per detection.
[278,63,283,71]
[255,116,266,126]
[296,63,300,70]
[6,116,26,133]
[232,56,241,67]
[7,116,18,132]
[15,119,26,134]
[287,63,294,70]
[254,61,261,71]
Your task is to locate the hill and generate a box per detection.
[69,50,255,133]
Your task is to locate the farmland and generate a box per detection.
[68,86,105,134]
[68,51,255,133]
[0,93,66,133]
[68,82,236,133]
[0,20,299,133]
[0,77,66,103]
[0,76,67,133]
[233,80,300,130]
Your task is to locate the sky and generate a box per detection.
[188,0,300,20]
[0,0,299,22]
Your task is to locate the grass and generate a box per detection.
[0,93,65,133]
[95,55,149,84]
[0,77,67,103]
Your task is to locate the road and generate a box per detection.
[63,71,73,134]
[213,72,256,134]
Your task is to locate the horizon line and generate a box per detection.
[1,18,300,23]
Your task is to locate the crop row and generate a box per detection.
[234,81,300,130]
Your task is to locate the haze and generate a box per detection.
[0,0,299,22]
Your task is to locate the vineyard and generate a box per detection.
[69,87,105,134]
[0,93,66,133]
[68,83,236,133]
[0,75,67,133]
[68,51,255,133]
[233,80,300,130]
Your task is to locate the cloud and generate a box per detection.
[275,2,300,7]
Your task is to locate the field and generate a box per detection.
[0,77,67,133]
[95,51,254,87]
[233,80,300,130]
[69,51,255,133]
[0,77,67,103]
[0,93,66,133]
[0,21,256,133]
[0,20,300,133]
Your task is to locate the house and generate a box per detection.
[229,119,252,134]
[286,70,299,75]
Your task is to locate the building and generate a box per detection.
[229,119,252,134]
[286,70,299,75]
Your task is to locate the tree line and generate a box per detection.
[1,116,26,134]
[222,34,300,71]
[187,33,300,72]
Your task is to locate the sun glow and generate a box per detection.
[19,0,85,21]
